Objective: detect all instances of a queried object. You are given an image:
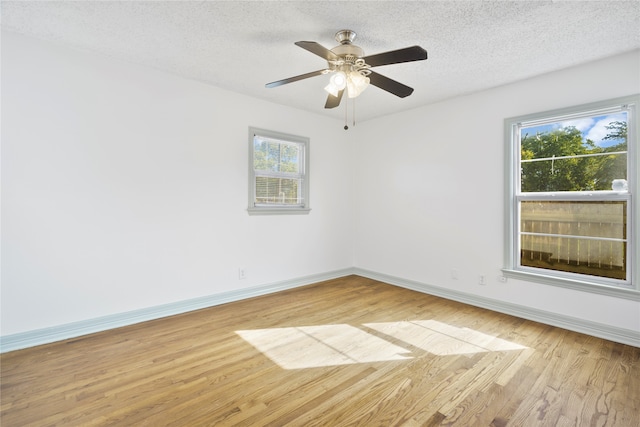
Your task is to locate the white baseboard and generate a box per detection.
[353,268,640,348]
[2,267,638,353]
[0,268,353,353]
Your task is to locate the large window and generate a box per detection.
[505,95,638,296]
[248,127,310,215]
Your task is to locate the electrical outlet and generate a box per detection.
[238,268,246,280]
[479,275,486,285]
[451,269,459,280]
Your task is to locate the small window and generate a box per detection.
[504,95,638,296]
[248,127,310,215]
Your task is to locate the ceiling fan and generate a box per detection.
[266,30,428,110]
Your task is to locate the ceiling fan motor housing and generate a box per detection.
[331,29,364,62]
[331,44,364,60]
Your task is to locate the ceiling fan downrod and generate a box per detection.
[335,29,357,45]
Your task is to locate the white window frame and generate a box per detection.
[504,95,639,300]
[248,127,310,215]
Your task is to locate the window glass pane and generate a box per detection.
[249,127,309,214]
[521,153,627,192]
[254,137,301,174]
[520,200,626,280]
[255,176,302,205]
[520,112,628,192]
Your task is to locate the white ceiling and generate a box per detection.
[2,1,639,123]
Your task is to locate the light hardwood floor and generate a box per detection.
[1,275,639,426]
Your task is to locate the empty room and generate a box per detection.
[1,1,639,426]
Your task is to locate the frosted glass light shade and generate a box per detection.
[324,71,347,97]
[346,71,369,98]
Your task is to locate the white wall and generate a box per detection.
[2,30,638,343]
[353,50,640,333]
[1,32,354,336]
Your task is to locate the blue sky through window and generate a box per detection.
[522,112,627,148]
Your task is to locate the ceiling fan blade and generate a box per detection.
[363,45,427,67]
[324,89,344,109]
[295,41,340,62]
[265,69,328,88]
[368,71,414,98]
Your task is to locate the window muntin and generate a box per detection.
[506,96,637,292]
[248,128,310,215]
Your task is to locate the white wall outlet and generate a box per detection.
[451,269,459,280]
[238,268,246,280]
[479,275,486,285]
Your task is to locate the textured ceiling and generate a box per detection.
[2,1,639,123]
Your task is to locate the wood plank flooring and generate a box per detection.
[1,275,639,426]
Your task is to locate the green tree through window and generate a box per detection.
[521,123,627,192]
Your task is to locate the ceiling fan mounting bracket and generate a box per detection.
[335,29,357,44]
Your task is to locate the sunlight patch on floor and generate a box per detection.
[237,320,528,369]
[364,320,528,356]
[236,324,412,369]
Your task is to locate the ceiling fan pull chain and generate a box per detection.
[344,95,349,130]
[353,99,356,127]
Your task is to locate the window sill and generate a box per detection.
[501,269,640,301]
[247,207,311,216]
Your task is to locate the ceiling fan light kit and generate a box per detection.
[324,66,370,99]
[266,29,428,128]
